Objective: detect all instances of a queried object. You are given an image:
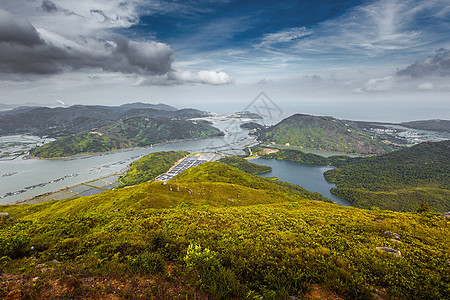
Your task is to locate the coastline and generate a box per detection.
[7,172,124,206]
[261,143,362,157]
[27,135,225,160]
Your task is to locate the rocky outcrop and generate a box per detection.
[376,247,401,258]
[0,213,11,219]
[440,212,450,220]
[380,231,400,241]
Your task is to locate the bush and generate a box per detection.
[184,244,241,299]
[0,234,30,259]
[127,251,165,274]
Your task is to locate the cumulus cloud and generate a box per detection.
[397,49,450,77]
[136,70,234,86]
[175,70,234,85]
[0,7,233,85]
[0,9,173,75]
[0,9,42,46]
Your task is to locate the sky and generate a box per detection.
[0,0,449,122]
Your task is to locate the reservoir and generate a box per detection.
[251,158,351,206]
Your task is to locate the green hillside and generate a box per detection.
[30,117,222,158]
[119,151,188,187]
[218,155,272,174]
[256,148,351,166]
[1,162,449,299]
[259,114,398,154]
[324,140,450,212]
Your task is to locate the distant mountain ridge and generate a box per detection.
[258,114,397,154]
[401,119,450,133]
[0,102,208,137]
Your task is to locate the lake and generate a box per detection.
[251,158,350,206]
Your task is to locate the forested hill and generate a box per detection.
[0,102,208,137]
[325,140,450,212]
[29,117,222,158]
[401,119,450,133]
[258,114,397,154]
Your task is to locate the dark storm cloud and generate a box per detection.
[0,9,174,76]
[102,37,174,75]
[0,9,42,46]
[397,49,450,78]
[41,0,58,13]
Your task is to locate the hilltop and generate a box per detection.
[218,156,272,174]
[0,161,449,299]
[257,114,397,154]
[119,151,189,187]
[29,117,222,158]
[325,140,450,212]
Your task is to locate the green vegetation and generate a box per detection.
[401,119,450,133]
[218,155,271,174]
[119,151,188,187]
[0,162,449,299]
[259,114,398,154]
[325,141,450,212]
[30,117,222,158]
[29,133,130,158]
[258,148,352,166]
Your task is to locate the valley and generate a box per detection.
[0,103,449,300]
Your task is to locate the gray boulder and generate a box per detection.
[376,247,401,258]
[0,212,10,219]
[439,212,450,220]
[380,231,400,241]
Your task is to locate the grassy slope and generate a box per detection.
[260,114,396,154]
[324,140,450,212]
[30,117,222,158]
[257,148,352,166]
[1,163,449,299]
[218,155,272,174]
[4,163,329,221]
[119,151,188,187]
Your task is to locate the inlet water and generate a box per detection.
[251,158,351,206]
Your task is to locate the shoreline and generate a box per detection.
[27,135,225,160]
[7,172,124,206]
[261,143,363,157]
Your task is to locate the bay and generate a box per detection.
[251,158,351,206]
